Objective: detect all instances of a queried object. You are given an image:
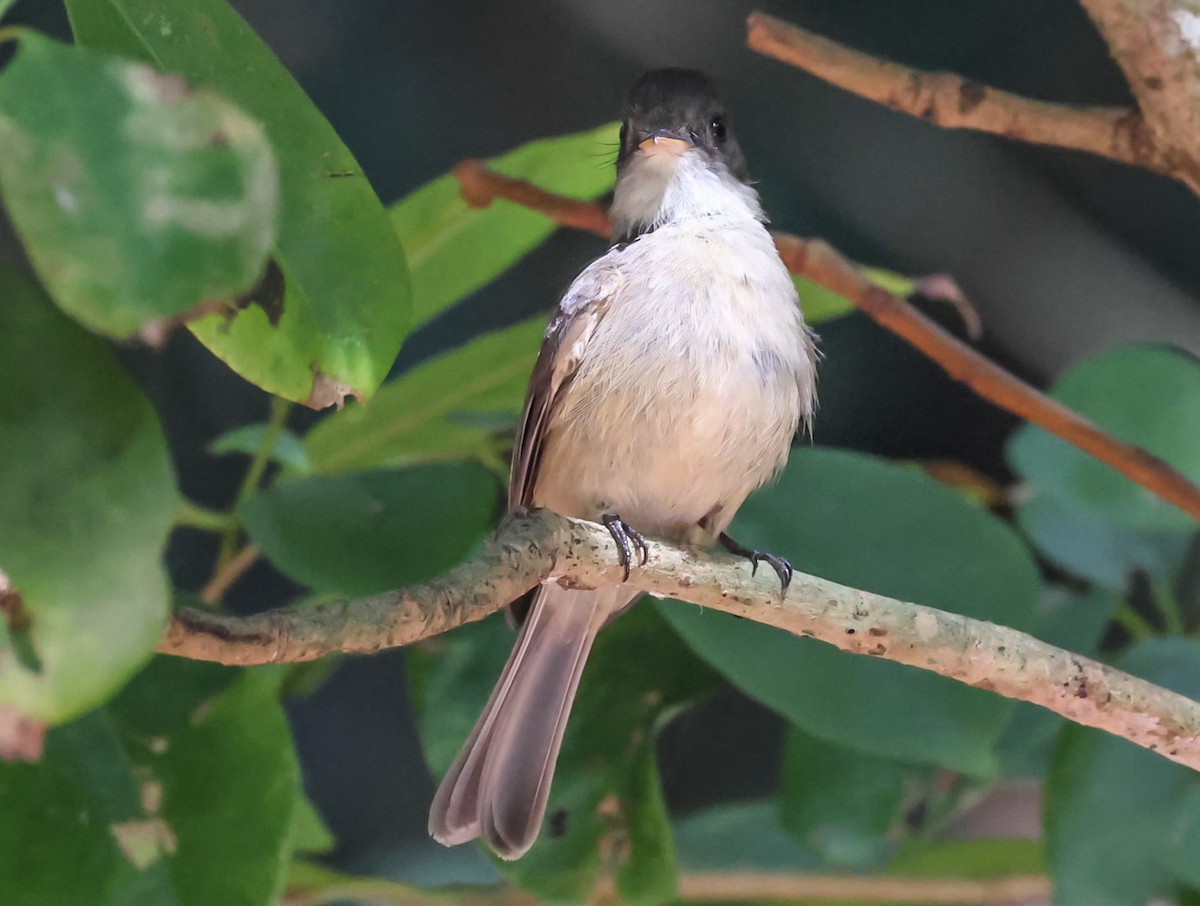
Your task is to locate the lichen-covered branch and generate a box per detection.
[161,509,1200,773]
[745,11,1182,186]
[450,161,1200,523]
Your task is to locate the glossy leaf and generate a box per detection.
[394,123,618,329]
[1017,490,1191,590]
[240,463,499,596]
[410,605,717,902]
[0,660,300,905]
[660,447,1040,776]
[1046,639,1200,905]
[67,0,411,407]
[305,316,545,474]
[0,268,175,722]
[780,727,914,868]
[0,33,277,337]
[1008,346,1200,532]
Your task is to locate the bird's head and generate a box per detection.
[611,68,758,242]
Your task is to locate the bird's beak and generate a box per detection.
[638,129,693,156]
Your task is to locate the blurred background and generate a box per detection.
[6,0,1200,888]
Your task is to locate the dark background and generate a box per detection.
[5,0,1200,885]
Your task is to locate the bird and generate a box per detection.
[428,67,818,860]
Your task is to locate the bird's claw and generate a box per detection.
[602,513,650,581]
[719,533,792,593]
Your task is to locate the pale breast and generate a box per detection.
[533,219,815,541]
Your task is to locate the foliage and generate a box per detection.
[0,3,1197,904]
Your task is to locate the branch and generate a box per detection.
[677,870,1051,904]
[1076,0,1200,193]
[745,11,1180,186]
[161,509,1200,774]
[284,867,1050,906]
[773,236,1200,522]
[450,161,1200,523]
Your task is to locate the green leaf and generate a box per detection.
[0,0,15,22]
[0,33,277,338]
[660,447,1040,776]
[890,836,1045,878]
[780,728,915,868]
[1008,346,1200,532]
[305,316,545,475]
[290,790,335,856]
[617,739,678,905]
[0,660,300,905]
[0,268,175,723]
[1163,786,1200,889]
[1017,490,1192,590]
[410,605,717,902]
[793,275,856,325]
[673,801,822,872]
[240,463,499,596]
[394,123,618,329]
[209,424,311,474]
[793,266,935,327]
[123,666,299,905]
[1046,638,1200,905]
[67,0,411,407]
[0,711,177,906]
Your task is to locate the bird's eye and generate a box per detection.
[710,115,727,141]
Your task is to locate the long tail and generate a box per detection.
[428,584,631,860]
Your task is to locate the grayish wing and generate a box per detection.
[508,263,619,511]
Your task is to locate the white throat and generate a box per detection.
[609,151,764,240]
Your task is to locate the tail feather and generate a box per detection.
[428,584,630,860]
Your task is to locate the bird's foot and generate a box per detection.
[718,532,793,592]
[601,513,650,581]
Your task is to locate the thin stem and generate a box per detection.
[215,396,292,569]
[174,500,238,534]
[1114,600,1160,641]
[1153,581,1187,637]
[200,544,261,606]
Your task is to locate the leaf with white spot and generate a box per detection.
[0,32,278,337]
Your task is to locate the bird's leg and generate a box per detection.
[601,513,650,581]
[718,532,793,592]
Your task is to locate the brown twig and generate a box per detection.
[453,159,614,236]
[160,509,1200,772]
[678,870,1051,904]
[283,867,1048,906]
[449,161,1200,523]
[774,236,1200,522]
[745,11,1179,185]
[199,544,261,605]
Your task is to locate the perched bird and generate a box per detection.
[428,68,818,860]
